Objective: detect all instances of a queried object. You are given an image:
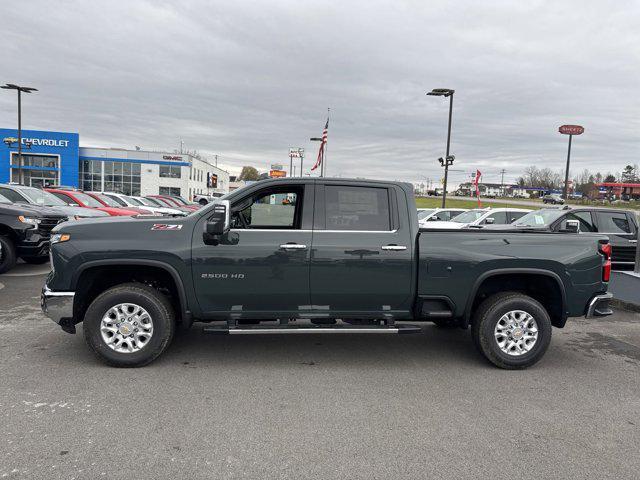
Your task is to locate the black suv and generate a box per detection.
[0,193,67,273]
[510,207,638,267]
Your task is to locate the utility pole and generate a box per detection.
[500,169,506,197]
[2,84,38,185]
[558,125,584,199]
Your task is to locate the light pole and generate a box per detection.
[2,84,38,185]
[427,88,455,208]
[558,124,584,199]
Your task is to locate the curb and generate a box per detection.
[612,298,640,314]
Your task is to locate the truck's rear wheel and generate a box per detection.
[471,292,552,369]
[83,283,175,367]
[0,236,17,274]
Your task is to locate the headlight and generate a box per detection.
[50,233,71,244]
[18,216,41,227]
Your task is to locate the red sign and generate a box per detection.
[269,170,286,178]
[559,125,584,135]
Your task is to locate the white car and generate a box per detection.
[418,208,468,226]
[90,192,183,215]
[420,208,532,229]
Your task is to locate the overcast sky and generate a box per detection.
[2,0,639,185]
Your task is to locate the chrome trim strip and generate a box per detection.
[41,286,75,325]
[381,245,407,251]
[279,244,307,250]
[230,229,312,233]
[586,292,613,318]
[228,328,400,335]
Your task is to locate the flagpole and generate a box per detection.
[323,108,330,177]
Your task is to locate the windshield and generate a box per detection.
[93,193,120,207]
[123,195,142,206]
[514,209,564,226]
[18,187,67,206]
[169,196,188,205]
[451,210,486,223]
[72,192,103,208]
[417,209,436,220]
[0,193,10,204]
[143,197,163,207]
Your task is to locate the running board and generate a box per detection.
[203,324,422,335]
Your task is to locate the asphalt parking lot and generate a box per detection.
[1,265,639,479]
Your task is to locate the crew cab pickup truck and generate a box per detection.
[41,178,613,369]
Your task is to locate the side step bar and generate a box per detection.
[203,324,422,335]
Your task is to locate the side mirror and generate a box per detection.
[203,200,230,243]
[485,217,495,225]
[564,219,580,233]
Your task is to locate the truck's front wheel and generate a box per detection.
[0,235,17,274]
[83,283,175,367]
[471,292,552,369]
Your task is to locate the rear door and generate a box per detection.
[309,183,413,317]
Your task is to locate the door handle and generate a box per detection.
[280,243,308,250]
[381,245,407,251]
[630,239,638,244]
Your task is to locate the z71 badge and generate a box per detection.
[151,224,183,231]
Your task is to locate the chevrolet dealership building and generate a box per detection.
[0,128,229,199]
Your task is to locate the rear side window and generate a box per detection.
[595,212,632,233]
[508,211,527,223]
[325,186,391,231]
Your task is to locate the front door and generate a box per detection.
[309,183,413,317]
[191,183,313,318]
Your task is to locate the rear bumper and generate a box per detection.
[41,285,75,330]
[585,292,613,318]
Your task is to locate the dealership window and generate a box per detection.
[159,187,181,196]
[10,153,59,188]
[159,165,181,178]
[79,159,103,192]
[101,161,141,196]
[324,186,391,231]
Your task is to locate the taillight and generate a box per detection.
[599,241,612,282]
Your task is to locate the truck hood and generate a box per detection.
[0,202,68,217]
[42,205,109,218]
[52,213,184,233]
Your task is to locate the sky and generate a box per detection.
[2,0,639,187]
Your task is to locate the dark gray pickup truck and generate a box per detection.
[41,178,613,369]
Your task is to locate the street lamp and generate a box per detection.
[2,84,38,185]
[427,88,455,208]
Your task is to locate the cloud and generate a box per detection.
[2,0,639,185]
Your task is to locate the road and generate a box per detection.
[1,266,639,479]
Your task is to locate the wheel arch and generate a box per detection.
[464,268,567,328]
[71,259,191,327]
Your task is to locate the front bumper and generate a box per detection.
[585,292,614,318]
[41,286,75,332]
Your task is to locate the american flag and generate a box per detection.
[311,118,329,171]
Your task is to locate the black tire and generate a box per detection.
[83,283,175,367]
[21,255,50,265]
[0,235,17,274]
[471,292,552,369]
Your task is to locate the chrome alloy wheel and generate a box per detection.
[494,310,538,356]
[100,303,154,353]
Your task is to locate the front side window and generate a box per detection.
[508,211,527,223]
[325,186,391,231]
[595,212,632,234]
[483,211,508,224]
[555,212,596,232]
[0,187,27,203]
[231,189,301,229]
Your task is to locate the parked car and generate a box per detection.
[0,193,67,273]
[88,192,182,216]
[45,188,141,217]
[151,194,200,212]
[543,194,565,205]
[129,195,186,215]
[417,208,468,225]
[421,208,531,229]
[193,193,224,205]
[506,207,638,268]
[41,178,612,370]
[0,184,108,219]
[145,195,194,213]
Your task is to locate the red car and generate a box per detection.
[45,189,140,216]
[83,191,150,215]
